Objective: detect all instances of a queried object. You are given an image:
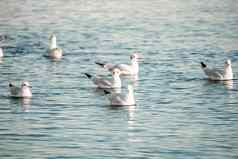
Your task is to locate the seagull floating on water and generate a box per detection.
[95,53,140,75]
[85,68,122,89]
[9,81,32,98]
[48,34,62,59]
[104,85,136,106]
[0,48,3,58]
[201,59,233,81]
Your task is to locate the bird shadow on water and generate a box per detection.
[8,97,31,113]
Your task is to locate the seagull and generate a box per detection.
[85,68,122,89]
[0,48,3,58]
[201,59,233,81]
[95,53,140,75]
[48,34,62,59]
[104,85,136,106]
[9,81,32,98]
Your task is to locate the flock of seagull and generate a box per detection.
[85,53,140,106]
[0,34,234,106]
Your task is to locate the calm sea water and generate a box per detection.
[0,0,238,158]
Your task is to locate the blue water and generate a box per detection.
[0,0,238,158]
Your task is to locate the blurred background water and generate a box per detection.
[0,0,238,158]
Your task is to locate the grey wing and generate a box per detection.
[9,85,20,97]
[94,77,112,87]
[204,68,223,79]
[104,63,115,70]
[111,93,127,103]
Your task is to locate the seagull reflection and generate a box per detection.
[9,97,31,112]
[127,105,136,125]
[205,79,234,90]
[223,80,234,90]
[108,103,136,125]
[20,98,31,112]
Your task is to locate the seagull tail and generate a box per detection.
[95,62,105,68]
[201,62,207,68]
[84,73,92,79]
[104,90,111,95]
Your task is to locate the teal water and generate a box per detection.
[0,0,238,158]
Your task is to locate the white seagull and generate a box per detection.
[48,34,62,59]
[95,53,140,75]
[85,68,122,89]
[9,81,32,98]
[201,59,233,81]
[0,48,3,58]
[104,85,136,106]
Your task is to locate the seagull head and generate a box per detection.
[225,59,231,66]
[112,68,121,76]
[49,34,56,40]
[130,53,140,60]
[21,81,32,88]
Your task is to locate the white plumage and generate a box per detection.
[49,34,62,59]
[0,48,3,58]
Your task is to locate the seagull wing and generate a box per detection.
[115,64,132,74]
[204,67,224,80]
[93,77,112,88]
[110,94,127,105]
[9,84,21,97]
[104,63,114,70]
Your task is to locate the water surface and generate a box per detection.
[0,0,238,158]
